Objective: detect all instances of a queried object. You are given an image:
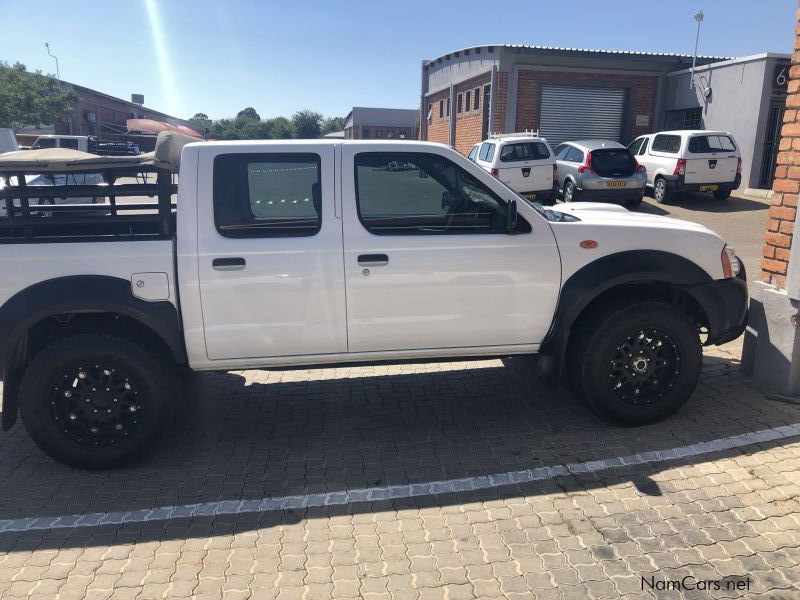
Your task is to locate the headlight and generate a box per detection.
[721,244,740,278]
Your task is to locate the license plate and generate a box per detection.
[700,185,719,191]
[522,192,536,200]
[606,181,626,188]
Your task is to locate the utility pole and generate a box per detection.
[45,42,60,84]
[689,10,704,90]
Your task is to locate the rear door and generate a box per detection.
[195,144,347,361]
[684,134,739,184]
[495,141,554,194]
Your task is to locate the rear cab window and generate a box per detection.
[213,153,321,238]
[498,142,551,162]
[687,134,736,153]
[651,134,682,154]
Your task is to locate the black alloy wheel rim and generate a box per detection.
[49,364,141,446]
[608,328,680,405]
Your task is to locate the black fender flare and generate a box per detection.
[537,250,713,386]
[0,275,186,430]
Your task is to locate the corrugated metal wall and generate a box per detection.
[539,85,626,145]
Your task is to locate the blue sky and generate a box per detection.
[0,0,796,121]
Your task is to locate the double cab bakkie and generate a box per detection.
[628,130,742,204]
[0,134,748,468]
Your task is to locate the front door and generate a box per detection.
[196,144,347,361]
[340,146,561,353]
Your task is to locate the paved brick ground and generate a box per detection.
[0,338,798,598]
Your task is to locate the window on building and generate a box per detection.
[387,129,395,139]
[427,104,432,124]
[362,127,370,139]
[465,91,471,113]
[376,129,383,138]
[446,98,450,117]
[439,100,444,119]
[213,153,321,238]
[457,93,463,114]
[665,107,702,130]
[651,134,682,154]
[354,152,526,235]
[473,87,480,111]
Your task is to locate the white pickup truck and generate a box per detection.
[0,133,748,468]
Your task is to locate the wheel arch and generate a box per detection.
[537,250,713,387]
[0,275,187,431]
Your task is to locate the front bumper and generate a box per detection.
[683,262,748,346]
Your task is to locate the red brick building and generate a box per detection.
[420,45,725,155]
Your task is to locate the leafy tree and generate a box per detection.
[189,112,212,135]
[236,107,260,122]
[321,116,345,136]
[0,61,76,128]
[292,110,322,139]
[267,116,295,139]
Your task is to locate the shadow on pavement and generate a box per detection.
[0,352,797,551]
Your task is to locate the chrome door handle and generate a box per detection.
[357,254,389,266]
[212,257,246,271]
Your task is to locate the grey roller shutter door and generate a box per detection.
[538,85,626,145]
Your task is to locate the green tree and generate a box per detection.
[321,116,345,136]
[267,116,295,139]
[236,107,260,122]
[0,61,76,128]
[292,110,322,139]
[189,112,212,135]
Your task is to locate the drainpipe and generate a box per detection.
[420,60,428,141]
[489,65,498,135]
[448,83,456,148]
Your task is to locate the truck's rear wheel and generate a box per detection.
[576,302,702,425]
[19,333,177,469]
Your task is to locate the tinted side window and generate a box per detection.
[627,138,642,155]
[554,144,570,160]
[213,153,321,238]
[499,142,551,162]
[467,145,479,161]
[565,147,584,163]
[60,138,80,149]
[638,138,648,155]
[478,143,490,161]
[687,135,736,153]
[34,138,57,149]
[354,152,527,235]
[651,134,682,154]
[485,143,496,161]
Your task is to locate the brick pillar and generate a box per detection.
[742,2,800,395]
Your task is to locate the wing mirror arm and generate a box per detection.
[506,198,518,234]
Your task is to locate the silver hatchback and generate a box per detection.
[554,140,646,207]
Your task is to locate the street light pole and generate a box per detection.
[45,42,60,84]
[689,10,704,90]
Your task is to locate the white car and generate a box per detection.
[0,136,747,468]
[467,134,558,204]
[628,130,742,204]
[0,173,105,217]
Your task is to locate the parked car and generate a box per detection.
[0,173,105,217]
[468,134,558,204]
[0,136,747,468]
[628,130,742,204]
[553,140,646,207]
[0,128,19,155]
[32,135,140,156]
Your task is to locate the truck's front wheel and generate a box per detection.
[577,302,702,425]
[19,333,177,469]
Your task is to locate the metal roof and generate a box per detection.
[425,44,733,67]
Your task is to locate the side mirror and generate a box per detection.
[441,191,457,211]
[506,198,518,234]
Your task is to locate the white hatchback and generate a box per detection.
[628,130,742,204]
[468,134,558,204]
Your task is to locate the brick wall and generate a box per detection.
[494,71,508,135]
[425,88,451,145]
[514,70,658,141]
[453,73,491,155]
[761,5,800,287]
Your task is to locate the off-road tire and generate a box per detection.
[19,333,177,469]
[576,302,702,426]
